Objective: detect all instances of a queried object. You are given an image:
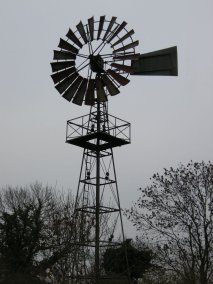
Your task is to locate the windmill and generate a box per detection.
[50,16,178,284]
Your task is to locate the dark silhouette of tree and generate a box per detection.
[103,239,152,280]
[0,273,45,284]
[126,161,213,284]
[0,183,76,281]
[0,183,115,283]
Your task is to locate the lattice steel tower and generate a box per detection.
[66,102,130,283]
[50,15,178,284]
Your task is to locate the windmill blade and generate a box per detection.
[55,72,78,94]
[113,53,140,61]
[113,40,139,53]
[76,21,88,44]
[51,61,75,72]
[96,77,107,102]
[85,79,95,105]
[88,17,94,41]
[111,30,134,47]
[131,46,178,76]
[58,38,79,54]
[107,69,129,86]
[101,74,120,96]
[66,28,83,48]
[111,63,136,74]
[107,21,127,43]
[51,67,76,84]
[102,16,117,41]
[97,16,105,40]
[72,79,88,105]
[53,50,76,60]
[63,76,83,101]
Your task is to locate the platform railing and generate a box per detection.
[66,113,131,143]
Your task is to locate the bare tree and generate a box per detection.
[126,161,213,284]
[0,183,77,281]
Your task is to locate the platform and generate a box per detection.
[66,112,131,151]
[66,131,130,150]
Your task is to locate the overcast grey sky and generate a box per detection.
[0,0,213,236]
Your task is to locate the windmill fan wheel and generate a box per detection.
[50,16,139,106]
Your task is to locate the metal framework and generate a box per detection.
[50,13,178,284]
[67,102,130,284]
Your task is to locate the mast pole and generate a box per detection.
[95,101,101,284]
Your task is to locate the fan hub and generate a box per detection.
[89,55,104,73]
